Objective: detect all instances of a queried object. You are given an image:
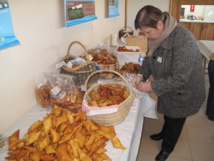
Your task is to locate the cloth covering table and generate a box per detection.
[0,92,156,161]
[197,40,214,71]
[198,40,214,120]
[197,40,214,61]
[0,47,157,160]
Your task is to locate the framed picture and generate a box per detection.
[0,0,20,49]
[107,0,120,18]
[64,0,98,27]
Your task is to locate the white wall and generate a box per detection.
[0,0,125,133]
[0,0,169,133]
[204,5,214,21]
[127,0,169,34]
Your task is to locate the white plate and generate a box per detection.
[116,46,141,54]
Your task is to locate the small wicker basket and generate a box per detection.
[88,48,119,79]
[83,70,135,126]
[60,41,98,86]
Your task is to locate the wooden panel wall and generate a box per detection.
[179,22,214,40]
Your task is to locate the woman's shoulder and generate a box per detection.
[173,24,195,41]
[162,24,196,48]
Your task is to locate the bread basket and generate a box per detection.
[83,70,135,126]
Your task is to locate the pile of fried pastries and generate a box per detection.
[90,49,117,65]
[35,85,84,111]
[117,46,140,52]
[88,84,129,107]
[119,62,141,74]
[5,106,125,161]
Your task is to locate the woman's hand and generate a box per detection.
[132,74,143,87]
[135,81,153,93]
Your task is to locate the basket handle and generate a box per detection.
[66,41,90,60]
[120,26,133,31]
[84,70,133,92]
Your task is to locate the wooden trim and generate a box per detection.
[181,0,214,5]
[125,0,127,28]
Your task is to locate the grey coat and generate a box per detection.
[139,24,205,118]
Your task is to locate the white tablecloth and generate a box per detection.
[0,46,157,161]
[0,92,156,161]
[197,40,214,60]
[116,52,140,65]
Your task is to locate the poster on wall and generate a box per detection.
[0,0,20,50]
[107,0,119,18]
[64,0,97,27]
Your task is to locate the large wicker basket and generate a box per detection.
[88,48,119,79]
[83,70,135,126]
[60,41,98,86]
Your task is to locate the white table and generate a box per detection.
[0,91,156,161]
[197,40,214,60]
[197,40,214,70]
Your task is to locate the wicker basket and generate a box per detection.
[126,35,148,51]
[88,48,119,79]
[60,41,98,86]
[98,62,119,79]
[119,26,134,39]
[83,70,135,126]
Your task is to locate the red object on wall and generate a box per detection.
[190,5,195,12]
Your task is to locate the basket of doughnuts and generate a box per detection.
[82,70,135,126]
[88,48,119,79]
[60,41,98,86]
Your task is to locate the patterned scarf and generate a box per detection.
[147,12,177,57]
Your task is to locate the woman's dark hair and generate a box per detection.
[135,5,165,29]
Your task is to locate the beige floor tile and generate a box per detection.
[209,125,214,137]
[187,126,214,144]
[137,152,193,161]
[142,118,164,137]
[166,156,192,161]
[139,136,161,154]
[170,139,192,160]
[190,142,214,161]
[179,125,189,141]
[206,119,214,127]
[185,114,209,128]
[136,152,156,161]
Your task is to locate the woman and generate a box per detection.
[133,5,205,161]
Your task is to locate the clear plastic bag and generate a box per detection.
[43,73,84,112]
[35,82,51,108]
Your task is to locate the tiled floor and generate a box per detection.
[136,73,214,161]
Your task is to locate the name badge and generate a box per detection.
[157,56,162,63]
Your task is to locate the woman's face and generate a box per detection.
[140,21,164,40]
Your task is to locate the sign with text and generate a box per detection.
[190,5,195,12]
[0,0,20,50]
[64,0,97,27]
